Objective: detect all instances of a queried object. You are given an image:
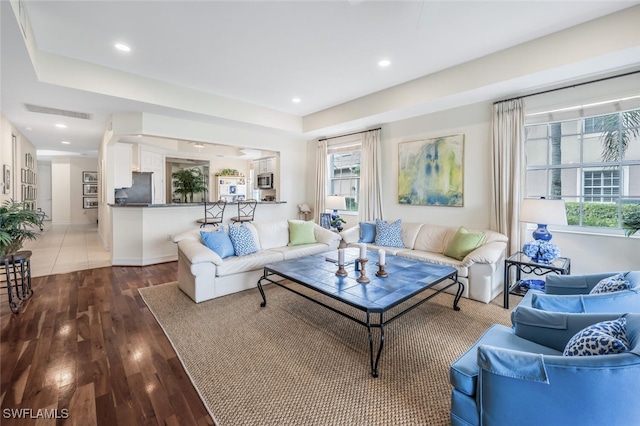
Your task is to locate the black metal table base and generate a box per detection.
[258,270,463,378]
[2,251,34,314]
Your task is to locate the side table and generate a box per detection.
[503,251,570,309]
[1,250,34,314]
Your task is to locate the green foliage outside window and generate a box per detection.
[565,202,640,233]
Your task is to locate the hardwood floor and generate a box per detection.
[0,263,215,425]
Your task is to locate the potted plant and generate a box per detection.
[172,167,207,203]
[0,200,45,257]
[331,217,346,232]
[623,210,640,237]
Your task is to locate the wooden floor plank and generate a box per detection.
[1,262,214,425]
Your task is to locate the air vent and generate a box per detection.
[24,103,92,120]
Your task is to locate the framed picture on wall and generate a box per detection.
[320,213,332,229]
[3,164,10,194]
[83,171,98,183]
[83,197,98,209]
[83,183,98,196]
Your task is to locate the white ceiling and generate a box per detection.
[2,0,640,157]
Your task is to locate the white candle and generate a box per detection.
[360,243,367,259]
[338,248,345,265]
[378,249,386,266]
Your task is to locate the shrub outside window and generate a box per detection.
[524,108,640,232]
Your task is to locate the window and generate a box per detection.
[583,170,619,202]
[524,108,640,232]
[328,150,360,212]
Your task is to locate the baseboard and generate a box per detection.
[112,254,177,266]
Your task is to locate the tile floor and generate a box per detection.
[20,222,111,277]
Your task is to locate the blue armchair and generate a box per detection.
[450,308,640,426]
[516,271,640,313]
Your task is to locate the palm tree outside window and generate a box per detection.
[524,108,640,234]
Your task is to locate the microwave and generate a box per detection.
[257,173,273,189]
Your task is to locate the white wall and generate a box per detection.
[51,157,99,225]
[0,113,37,205]
[307,100,639,275]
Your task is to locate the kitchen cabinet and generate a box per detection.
[256,157,276,174]
[114,143,133,189]
[215,176,247,202]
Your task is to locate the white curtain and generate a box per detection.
[313,140,328,224]
[491,98,525,255]
[359,129,384,222]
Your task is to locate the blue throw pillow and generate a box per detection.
[200,229,235,259]
[228,224,258,256]
[563,317,630,356]
[590,272,630,294]
[358,222,376,243]
[374,219,404,248]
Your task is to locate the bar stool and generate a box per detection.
[196,201,226,228]
[1,250,33,314]
[230,200,257,224]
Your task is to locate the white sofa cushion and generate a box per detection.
[271,243,336,260]
[216,250,283,277]
[413,224,452,253]
[252,221,290,249]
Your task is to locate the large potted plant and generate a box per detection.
[172,167,207,203]
[0,200,45,257]
[623,210,640,237]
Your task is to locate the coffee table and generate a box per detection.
[256,250,462,377]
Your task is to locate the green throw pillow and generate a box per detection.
[443,226,485,261]
[288,220,317,246]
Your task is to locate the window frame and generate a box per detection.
[327,144,361,213]
[524,108,640,235]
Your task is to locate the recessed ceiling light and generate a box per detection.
[55,124,67,128]
[194,143,205,149]
[292,98,301,103]
[61,141,71,145]
[115,43,131,52]
[378,59,391,67]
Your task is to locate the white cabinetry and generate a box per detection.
[215,176,247,202]
[255,157,276,174]
[114,143,133,189]
[140,147,165,204]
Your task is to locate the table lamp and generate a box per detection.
[520,197,567,263]
[520,198,568,241]
[326,195,346,230]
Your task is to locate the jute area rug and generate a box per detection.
[139,281,515,425]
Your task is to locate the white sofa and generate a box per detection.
[173,220,341,303]
[340,222,508,303]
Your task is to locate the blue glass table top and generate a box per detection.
[264,250,457,313]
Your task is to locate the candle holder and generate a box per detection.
[356,258,370,283]
[375,263,388,278]
[335,262,348,277]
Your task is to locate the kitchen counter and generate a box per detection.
[110,201,289,266]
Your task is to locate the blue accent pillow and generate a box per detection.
[374,219,404,248]
[200,229,235,259]
[358,222,376,243]
[563,318,630,356]
[590,272,630,294]
[228,224,258,256]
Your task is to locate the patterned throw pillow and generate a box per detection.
[590,272,630,294]
[200,229,235,259]
[228,224,258,256]
[374,219,404,248]
[563,318,630,356]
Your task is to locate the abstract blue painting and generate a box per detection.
[398,134,464,206]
